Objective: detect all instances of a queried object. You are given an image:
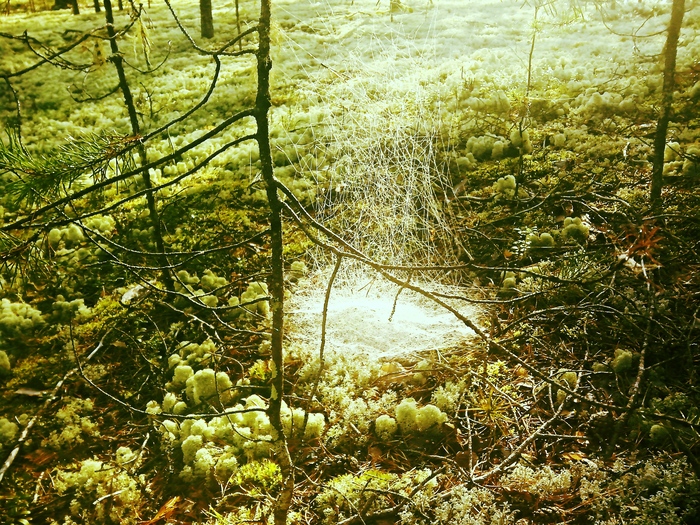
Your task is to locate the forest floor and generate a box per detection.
[2,0,700,524]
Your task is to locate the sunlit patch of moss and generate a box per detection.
[231,459,282,495]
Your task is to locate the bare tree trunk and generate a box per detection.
[651,0,685,206]
[200,0,214,39]
[103,0,174,291]
[93,0,101,13]
[255,1,293,524]
[69,0,79,14]
[235,0,242,50]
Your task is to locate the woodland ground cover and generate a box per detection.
[1,0,700,524]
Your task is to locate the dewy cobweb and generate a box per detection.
[281,2,481,358]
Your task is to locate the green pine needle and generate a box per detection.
[0,129,138,207]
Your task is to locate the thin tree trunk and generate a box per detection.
[651,0,685,206]
[255,1,293,523]
[93,0,101,13]
[235,0,242,50]
[103,0,174,291]
[200,0,214,39]
[69,0,79,14]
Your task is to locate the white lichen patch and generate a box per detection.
[287,271,480,359]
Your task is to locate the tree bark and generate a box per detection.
[255,1,294,523]
[93,0,101,13]
[651,0,685,206]
[235,0,242,50]
[103,0,174,291]
[200,0,214,39]
[69,0,79,14]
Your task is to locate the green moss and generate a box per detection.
[0,298,45,336]
[0,417,19,449]
[0,350,10,375]
[232,459,281,494]
[395,398,447,433]
[562,216,589,243]
[612,349,637,374]
[374,414,397,441]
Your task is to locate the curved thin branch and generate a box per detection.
[0,112,256,232]
[163,0,258,57]
[0,30,94,77]
[277,179,700,430]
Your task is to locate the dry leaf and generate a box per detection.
[562,451,587,461]
[140,496,181,525]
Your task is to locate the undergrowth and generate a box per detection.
[1,0,700,524]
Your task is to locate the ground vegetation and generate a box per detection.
[1,0,700,524]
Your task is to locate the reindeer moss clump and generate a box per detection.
[50,296,93,324]
[526,231,555,249]
[0,417,19,450]
[154,387,323,483]
[431,380,468,414]
[0,298,44,335]
[588,456,700,525]
[502,464,573,497]
[395,398,447,433]
[42,398,100,450]
[501,271,518,291]
[173,269,228,309]
[433,486,517,525]
[562,216,589,243]
[493,174,517,199]
[241,282,270,318]
[374,414,398,441]
[315,469,435,525]
[185,368,234,406]
[0,350,11,375]
[52,449,144,525]
[510,128,533,153]
[612,348,638,374]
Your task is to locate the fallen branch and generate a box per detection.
[604,291,653,458]
[277,180,700,431]
[472,397,566,482]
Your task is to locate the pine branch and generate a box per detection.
[0,130,137,207]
